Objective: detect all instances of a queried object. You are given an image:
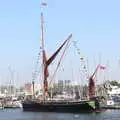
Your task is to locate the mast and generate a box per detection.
[41,12,44,50]
[32,81,35,99]
[40,2,72,100]
[8,66,15,96]
[40,2,49,100]
[40,7,46,99]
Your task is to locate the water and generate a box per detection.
[0,109,120,120]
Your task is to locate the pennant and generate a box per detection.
[72,41,85,60]
[99,65,106,70]
[80,57,84,60]
[41,2,47,6]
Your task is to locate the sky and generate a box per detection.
[0,0,120,87]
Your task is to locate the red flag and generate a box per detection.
[41,2,47,6]
[99,65,106,70]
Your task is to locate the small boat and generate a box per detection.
[3,100,22,109]
[0,101,4,109]
[106,99,115,106]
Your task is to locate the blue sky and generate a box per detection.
[0,0,120,87]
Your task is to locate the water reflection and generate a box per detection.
[0,109,120,120]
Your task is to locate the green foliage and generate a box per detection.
[110,80,120,87]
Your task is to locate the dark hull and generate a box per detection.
[22,100,100,113]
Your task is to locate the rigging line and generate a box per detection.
[72,41,89,97]
[32,52,43,83]
[32,50,41,81]
[49,38,72,86]
[33,64,42,81]
[72,40,88,80]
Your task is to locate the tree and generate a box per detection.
[110,80,119,86]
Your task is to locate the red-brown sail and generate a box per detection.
[88,65,99,99]
[46,34,72,66]
[43,50,49,94]
[43,34,72,97]
[89,76,95,99]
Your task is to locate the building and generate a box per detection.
[23,83,41,96]
[108,86,120,95]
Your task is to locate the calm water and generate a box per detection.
[0,109,120,120]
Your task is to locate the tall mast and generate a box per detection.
[41,11,45,99]
[41,12,44,83]
[40,2,72,100]
[40,2,47,100]
[41,12,44,51]
[8,66,15,96]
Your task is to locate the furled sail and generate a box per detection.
[88,65,99,99]
[89,76,95,99]
[43,50,49,93]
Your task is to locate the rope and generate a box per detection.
[32,48,42,82]
[72,41,89,79]
[49,38,71,86]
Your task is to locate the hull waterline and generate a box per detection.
[22,100,102,113]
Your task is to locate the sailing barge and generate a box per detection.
[22,100,100,113]
[22,63,102,113]
[22,5,103,113]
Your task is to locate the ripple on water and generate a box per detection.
[0,109,120,120]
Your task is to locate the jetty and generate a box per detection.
[103,105,120,109]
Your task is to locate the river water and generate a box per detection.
[0,109,120,120]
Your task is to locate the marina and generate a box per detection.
[0,0,120,114]
[0,0,120,119]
